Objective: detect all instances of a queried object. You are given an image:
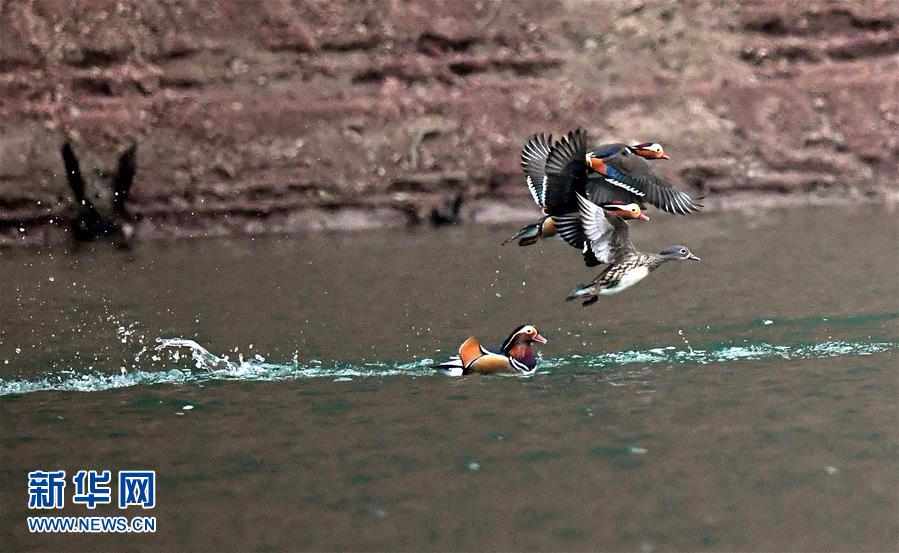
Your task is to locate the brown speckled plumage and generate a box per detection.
[594,253,663,289]
[566,218,699,305]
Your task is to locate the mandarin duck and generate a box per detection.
[584,140,702,214]
[436,324,547,376]
[61,141,138,245]
[539,129,702,216]
[566,192,700,305]
[505,131,649,267]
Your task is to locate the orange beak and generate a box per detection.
[660,153,670,160]
[638,212,650,221]
[533,333,547,344]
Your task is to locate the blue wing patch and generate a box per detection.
[606,166,625,180]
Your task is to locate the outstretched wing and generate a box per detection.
[576,193,635,265]
[598,150,702,214]
[552,214,587,250]
[61,142,88,206]
[113,142,137,215]
[584,174,644,207]
[607,215,636,259]
[542,128,587,215]
[520,133,553,207]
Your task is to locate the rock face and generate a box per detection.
[1,0,897,246]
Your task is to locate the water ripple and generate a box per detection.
[0,337,895,396]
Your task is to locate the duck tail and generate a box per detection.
[566,283,597,305]
[437,337,483,376]
[435,356,465,377]
[502,221,542,246]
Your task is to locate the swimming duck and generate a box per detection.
[506,131,649,266]
[566,192,700,305]
[436,324,547,376]
[584,141,702,215]
[61,141,138,244]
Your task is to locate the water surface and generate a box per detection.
[1,206,897,551]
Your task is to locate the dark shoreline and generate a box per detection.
[2,191,895,249]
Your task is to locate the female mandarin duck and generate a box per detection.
[437,325,547,376]
[505,131,649,267]
[566,192,700,305]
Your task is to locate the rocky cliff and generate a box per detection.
[1,0,897,246]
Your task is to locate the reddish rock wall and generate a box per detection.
[1,0,897,245]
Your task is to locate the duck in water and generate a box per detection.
[436,324,547,376]
[61,141,138,246]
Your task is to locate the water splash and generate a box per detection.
[0,337,896,396]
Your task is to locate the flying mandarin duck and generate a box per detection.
[566,192,700,306]
[506,130,651,267]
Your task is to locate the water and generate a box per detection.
[2,206,897,551]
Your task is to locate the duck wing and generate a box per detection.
[466,353,528,374]
[599,150,702,215]
[608,216,636,259]
[61,143,91,209]
[542,128,588,215]
[552,214,588,250]
[520,133,553,208]
[585,174,644,207]
[112,143,137,215]
[575,193,635,265]
[458,336,486,368]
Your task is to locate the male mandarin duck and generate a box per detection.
[566,192,700,305]
[539,129,702,216]
[436,324,547,376]
[521,131,664,212]
[584,140,702,215]
[506,131,649,267]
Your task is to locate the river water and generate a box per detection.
[1,205,897,551]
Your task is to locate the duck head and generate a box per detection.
[600,202,650,221]
[584,142,669,173]
[658,245,700,261]
[629,142,669,160]
[501,324,547,370]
